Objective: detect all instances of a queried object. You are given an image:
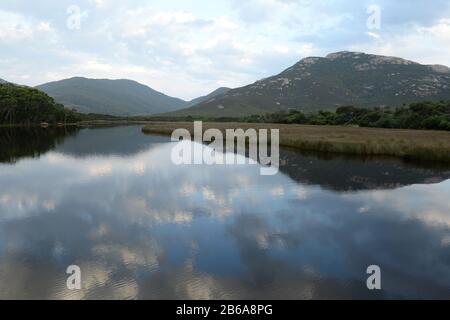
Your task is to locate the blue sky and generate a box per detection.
[1,0,449,100]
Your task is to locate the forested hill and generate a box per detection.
[36,77,187,116]
[0,83,80,125]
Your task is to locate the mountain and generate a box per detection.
[167,51,450,117]
[36,77,187,116]
[186,87,231,107]
[0,78,8,84]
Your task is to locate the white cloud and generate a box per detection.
[0,1,449,99]
[0,11,34,40]
[350,18,450,67]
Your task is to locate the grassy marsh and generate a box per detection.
[142,122,450,163]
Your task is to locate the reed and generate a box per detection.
[142,122,450,163]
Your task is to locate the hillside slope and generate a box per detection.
[168,51,450,117]
[36,77,187,116]
[186,87,231,107]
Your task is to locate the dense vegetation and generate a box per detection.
[249,101,450,131]
[153,101,450,131]
[0,83,81,125]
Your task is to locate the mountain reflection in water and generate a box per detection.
[0,126,449,299]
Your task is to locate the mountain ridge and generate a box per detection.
[36,77,232,116]
[7,51,450,118]
[166,51,450,117]
[36,77,187,116]
[186,87,231,107]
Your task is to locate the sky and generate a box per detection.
[1,0,449,100]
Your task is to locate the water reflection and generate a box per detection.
[0,126,78,164]
[279,148,450,191]
[0,126,449,299]
[3,126,449,191]
[54,126,171,157]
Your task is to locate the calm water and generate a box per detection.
[0,125,449,300]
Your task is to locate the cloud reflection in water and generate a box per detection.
[0,128,449,299]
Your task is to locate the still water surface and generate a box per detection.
[0,125,449,299]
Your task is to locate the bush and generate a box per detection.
[240,101,450,131]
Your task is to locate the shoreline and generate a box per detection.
[142,122,450,163]
[3,120,450,163]
[0,120,150,128]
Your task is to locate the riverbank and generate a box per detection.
[76,120,152,127]
[0,120,148,128]
[142,122,450,163]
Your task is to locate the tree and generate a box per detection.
[0,83,81,125]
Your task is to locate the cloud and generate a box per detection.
[228,0,287,23]
[0,1,449,99]
[349,18,450,66]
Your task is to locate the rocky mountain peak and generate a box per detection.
[325,51,364,60]
[430,64,450,74]
[173,51,450,117]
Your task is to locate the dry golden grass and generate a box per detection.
[142,122,450,162]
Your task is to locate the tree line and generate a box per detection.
[242,101,450,131]
[0,83,81,125]
[163,101,450,131]
[2,81,449,131]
